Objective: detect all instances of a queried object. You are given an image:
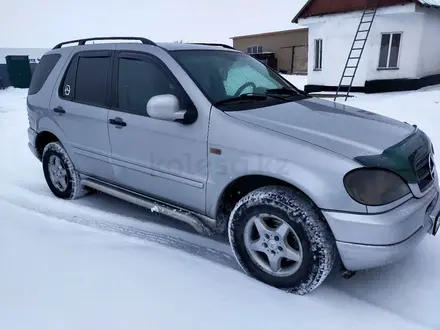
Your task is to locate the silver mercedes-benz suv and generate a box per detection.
[27,37,440,295]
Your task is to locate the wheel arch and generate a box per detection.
[35,115,69,160]
[35,131,60,160]
[214,174,320,232]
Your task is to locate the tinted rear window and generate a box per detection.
[74,56,110,106]
[28,54,61,95]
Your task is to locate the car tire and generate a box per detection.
[228,186,336,295]
[42,142,89,200]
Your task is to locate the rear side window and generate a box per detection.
[60,51,111,108]
[28,54,61,95]
[75,56,110,106]
[61,56,78,99]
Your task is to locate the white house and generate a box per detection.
[293,0,440,93]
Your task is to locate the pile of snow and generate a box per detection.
[282,74,307,90]
[1,86,440,329]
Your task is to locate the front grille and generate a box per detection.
[415,152,434,192]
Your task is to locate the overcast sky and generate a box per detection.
[0,0,307,48]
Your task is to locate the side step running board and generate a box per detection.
[81,178,216,236]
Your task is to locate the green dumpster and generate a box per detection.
[6,55,32,88]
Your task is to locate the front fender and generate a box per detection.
[206,152,366,219]
[206,109,367,218]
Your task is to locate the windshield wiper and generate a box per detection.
[214,91,296,107]
[265,87,300,95]
[214,94,267,106]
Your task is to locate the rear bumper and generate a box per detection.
[323,185,440,271]
[27,127,40,160]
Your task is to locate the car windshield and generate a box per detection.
[170,50,301,106]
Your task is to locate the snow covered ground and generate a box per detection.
[1,84,440,330]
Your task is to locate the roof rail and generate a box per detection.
[52,37,157,49]
[190,43,236,50]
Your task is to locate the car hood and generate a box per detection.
[226,97,415,159]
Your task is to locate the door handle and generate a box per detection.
[53,106,66,114]
[109,117,127,127]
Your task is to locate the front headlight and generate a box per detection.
[343,168,410,206]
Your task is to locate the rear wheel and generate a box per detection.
[228,186,336,295]
[42,142,88,200]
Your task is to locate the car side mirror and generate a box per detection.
[146,94,188,123]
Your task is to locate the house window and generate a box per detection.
[247,45,263,54]
[378,33,402,69]
[314,39,323,70]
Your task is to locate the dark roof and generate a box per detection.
[292,0,440,22]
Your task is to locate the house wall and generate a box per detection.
[364,5,424,81]
[232,29,309,73]
[299,3,426,87]
[417,6,440,77]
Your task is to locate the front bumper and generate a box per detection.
[323,185,440,271]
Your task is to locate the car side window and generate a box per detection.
[60,56,78,100]
[75,56,110,106]
[60,51,111,108]
[117,56,183,115]
[29,54,61,95]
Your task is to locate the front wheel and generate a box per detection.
[228,186,336,295]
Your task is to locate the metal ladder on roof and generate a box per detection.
[334,6,378,102]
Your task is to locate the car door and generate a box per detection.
[50,48,114,182]
[107,50,208,214]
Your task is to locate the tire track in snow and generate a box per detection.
[0,185,238,271]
